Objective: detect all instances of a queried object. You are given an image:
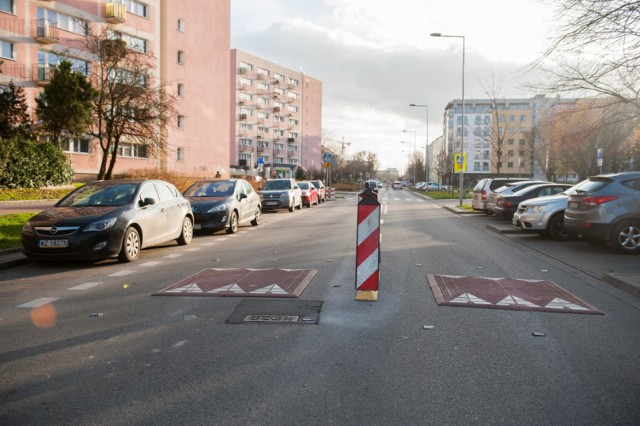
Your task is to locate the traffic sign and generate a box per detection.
[323,153,332,162]
[453,154,467,172]
[324,161,331,169]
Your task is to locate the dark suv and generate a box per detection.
[564,172,640,254]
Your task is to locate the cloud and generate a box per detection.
[231,0,552,170]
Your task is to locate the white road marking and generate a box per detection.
[69,282,103,291]
[109,270,135,277]
[140,261,162,267]
[17,298,59,308]
[163,253,182,259]
[184,247,201,252]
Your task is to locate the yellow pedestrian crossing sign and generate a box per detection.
[454,153,467,172]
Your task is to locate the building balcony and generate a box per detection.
[239,145,253,152]
[257,146,266,153]
[105,2,127,24]
[35,19,59,44]
[287,137,296,143]
[35,66,54,86]
[273,149,285,156]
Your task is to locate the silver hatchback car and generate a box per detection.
[564,172,640,254]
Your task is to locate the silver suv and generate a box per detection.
[259,178,302,212]
[512,184,581,241]
[472,177,530,213]
[564,172,640,254]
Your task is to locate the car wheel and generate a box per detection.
[118,227,140,263]
[177,216,193,245]
[548,212,578,241]
[251,207,261,226]
[226,210,239,234]
[610,220,640,254]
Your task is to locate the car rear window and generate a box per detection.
[473,179,487,191]
[575,178,610,193]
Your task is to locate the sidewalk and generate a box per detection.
[0,200,55,270]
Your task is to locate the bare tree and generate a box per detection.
[481,76,525,174]
[86,27,176,180]
[532,1,640,114]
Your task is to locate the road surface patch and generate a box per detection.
[427,274,602,315]
[153,268,317,298]
[226,299,323,324]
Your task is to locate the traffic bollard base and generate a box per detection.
[356,290,378,301]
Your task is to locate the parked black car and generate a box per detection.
[564,172,640,254]
[21,180,194,262]
[493,183,572,219]
[183,179,261,234]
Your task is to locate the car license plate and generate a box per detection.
[569,201,579,208]
[265,201,278,206]
[193,224,202,230]
[38,239,68,248]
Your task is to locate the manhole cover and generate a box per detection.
[154,268,317,298]
[226,300,323,324]
[427,274,603,315]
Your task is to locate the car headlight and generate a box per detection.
[22,221,33,233]
[280,193,291,201]
[531,205,548,212]
[84,217,117,232]
[206,204,229,213]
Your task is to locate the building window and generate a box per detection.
[177,115,185,129]
[519,139,526,146]
[1,40,14,60]
[177,18,185,32]
[0,0,14,14]
[508,162,514,168]
[37,7,88,36]
[118,142,148,158]
[177,50,184,64]
[38,51,89,81]
[508,139,514,145]
[65,137,91,154]
[239,62,253,73]
[177,83,184,97]
[120,0,147,18]
[177,147,184,161]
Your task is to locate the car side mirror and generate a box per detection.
[239,193,247,200]
[140,197,157,207]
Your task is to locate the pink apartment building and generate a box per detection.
[0,0,230,180]
[230,49,322,179]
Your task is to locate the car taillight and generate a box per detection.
[582,195,618,206]
[481,190,487,200]
[502,200,513,208]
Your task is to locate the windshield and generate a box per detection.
[298,182,309,189]
[263,180,291,190]
[58,183,138,207]
[184,181,235,197]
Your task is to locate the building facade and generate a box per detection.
[0,0,230,179]
[230,49,322,179]
[443,97,538,185]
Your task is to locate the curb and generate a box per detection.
[0,249,29,271]
[601,273,640,298]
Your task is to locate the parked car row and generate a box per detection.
[475,173,640,254]
[21,177,328,264]
[415,182,442,191]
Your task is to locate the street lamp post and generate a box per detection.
[402,130,417,184]
[409,104,429,187]
[431,32,465,206]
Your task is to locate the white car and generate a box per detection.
[425,182,441,191]
[512,187,579,241]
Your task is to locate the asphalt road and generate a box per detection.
[1,190,638,425]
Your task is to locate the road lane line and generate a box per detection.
[17,298,59,308]
[69,282,103,291]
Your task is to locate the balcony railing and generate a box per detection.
[239,145,253,152]
[105,2,127,24]
[35,19,59,44]
[36,66,54,86]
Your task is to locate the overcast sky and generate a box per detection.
[230,0,556,172]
